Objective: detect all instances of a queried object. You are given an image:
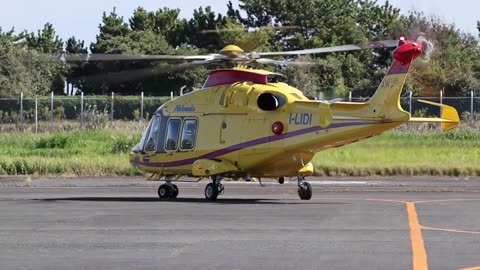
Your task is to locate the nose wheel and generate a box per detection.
[158,183,179,199]
[297,177,312,200]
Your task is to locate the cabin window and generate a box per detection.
[180,119,198,150]
[143,116,160,152]
[165,119,181,151]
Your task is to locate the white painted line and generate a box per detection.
[313,181,369,185]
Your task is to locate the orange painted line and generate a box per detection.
[422,226,480,235]
[406,202,429,270]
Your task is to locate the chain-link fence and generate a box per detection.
[0,91,478,133]
[0,92,170,133]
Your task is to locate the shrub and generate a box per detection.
[111,134,141,154]
[34,134,72,149]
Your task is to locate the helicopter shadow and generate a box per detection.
[37,197,350,205]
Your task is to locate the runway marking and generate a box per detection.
[458,266,480,270]
[364,199,407,204]
[406,202,429,270]
[415,199,480,204]
[313,181,369,185]
[422,226,480,235]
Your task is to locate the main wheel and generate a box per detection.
[170,184,179,199]
[205,183,219,200]
[278,177,285,184]
[158,184,171,199]
[298,182,312,200]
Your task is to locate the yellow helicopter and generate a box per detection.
[116,37,459,201]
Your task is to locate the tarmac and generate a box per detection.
[1,176,480,270]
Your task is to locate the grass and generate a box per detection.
[312,130,480,176]
[0,129,478,177]
[0,130,142,176]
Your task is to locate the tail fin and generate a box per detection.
[367,38,423,121]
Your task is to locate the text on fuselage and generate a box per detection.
[289,113,312,125]
[174,105,196,112]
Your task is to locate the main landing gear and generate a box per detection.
[157,177,179,199]
[297,176,312,200]
[204,176,224,201]
[156,175,312,201]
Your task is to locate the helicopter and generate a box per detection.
[77,36,459,201]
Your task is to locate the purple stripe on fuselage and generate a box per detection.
[140,121,385,167]
[387,68,410,75]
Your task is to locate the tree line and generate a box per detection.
[0,0,479,99]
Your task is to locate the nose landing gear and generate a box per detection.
[158,183,179,199]
[157,176,179,199]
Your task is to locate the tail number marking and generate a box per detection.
[289,113,312,125]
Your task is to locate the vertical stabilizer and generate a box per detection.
[367,38,423,121]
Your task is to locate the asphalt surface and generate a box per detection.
[1,176,480,270]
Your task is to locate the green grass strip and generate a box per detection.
[0,130,478,177]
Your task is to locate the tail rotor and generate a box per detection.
[416,34,435,63]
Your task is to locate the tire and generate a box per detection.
[298,182,312,200]
[278,177,285,184]
[205,183,219,200]
[170,184,179,199]
[158,184,170,199]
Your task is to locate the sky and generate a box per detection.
[0,0,478,46]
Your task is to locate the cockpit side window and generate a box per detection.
[180,119,198,150]
[165,119,181,151]
[143,116,160,152]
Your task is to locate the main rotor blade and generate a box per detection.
[201,25,300,33]
[258,40,398,57]
[255,58,316,65]
[65,54,213,62]
[76,62,204,84]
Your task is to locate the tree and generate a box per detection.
[405,12,480,98]
[24,23,63,54]
[217,20,273,52]
[184,6,228,52]
[0,26,66,97]
[84,7,209,96]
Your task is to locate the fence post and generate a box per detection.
[111,92,114,122]
[19,92,24,132]
[34,96,38,134]
[471,90,475,128]
[140,91,144,120]
[348,91,352,102]
[409,91,412,114]
[80,92,84,129]
[440,90,443,115]
[50,92,54,131]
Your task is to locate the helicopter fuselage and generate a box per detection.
[130,68,406,178]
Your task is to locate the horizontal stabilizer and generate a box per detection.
[409,100,460,130]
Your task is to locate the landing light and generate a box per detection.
[272,121,284,135]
